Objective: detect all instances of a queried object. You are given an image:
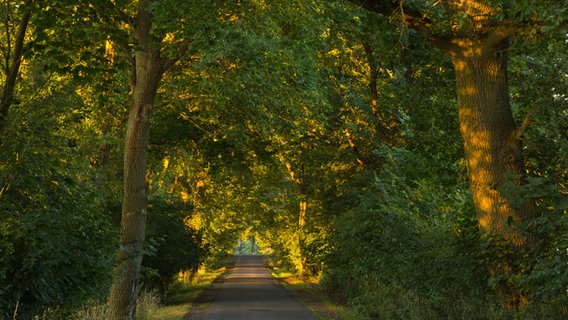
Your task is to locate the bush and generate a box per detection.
[141,197,204,300]
[0,116,116,318]
[514,178,568,318]
[322,148,493,319]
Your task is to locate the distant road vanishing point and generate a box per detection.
[200,254,318,320]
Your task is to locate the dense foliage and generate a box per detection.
[0,0,566,319]
[141,197,203,298]
[0,74,116,317]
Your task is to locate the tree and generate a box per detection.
[0,2,122,317]
[345,0,567,309]
[106,4,167,317]
[85,1,215,318]
[0,1,30,131]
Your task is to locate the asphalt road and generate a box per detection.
[202,254,318,320]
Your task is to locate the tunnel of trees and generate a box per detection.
[0,1,566,319]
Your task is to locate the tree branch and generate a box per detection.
[3,0,11,76]
[345,0,452,49]
[0,8,31,124]
[346,0,426,26]
[96,0,134,25]
[516,105,541,140]
[161,38,191,74]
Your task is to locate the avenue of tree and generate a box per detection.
[0,1,566,319]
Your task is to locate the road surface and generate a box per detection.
[202,254,318,320]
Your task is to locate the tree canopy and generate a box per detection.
[0,1,566,319]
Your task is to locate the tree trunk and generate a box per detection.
[0,9,30,132]
[446,37,538,308]
[298,199,307,276]
[107,4,166,318]
[285,162,308,276]
[249,235,256,254]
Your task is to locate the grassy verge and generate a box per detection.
[153,271,221,320]
[265,259,361,320]
[74,256,236,320]
[156,255,237,320]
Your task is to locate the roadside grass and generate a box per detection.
[74,257,233,320]
[267,262,362,320]
[154,267,227,320]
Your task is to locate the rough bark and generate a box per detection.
[447,37,523,235]
[107,2,167,318]
[445,36,538,308]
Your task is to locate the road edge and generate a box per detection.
[182,255,237,320]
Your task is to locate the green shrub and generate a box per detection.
[512,178,568,317]
[323,148,493,319]
[0,109,116,318]
[141,197,204,300]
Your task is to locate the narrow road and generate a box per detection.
[202,254,318,320]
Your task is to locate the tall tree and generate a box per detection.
[106,2,166,315]
[345,0,567,308]
[86,0,212,318]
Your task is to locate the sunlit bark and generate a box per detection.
[285,161,308,276]
[445,36,538,307]
[448,37,521,235]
